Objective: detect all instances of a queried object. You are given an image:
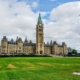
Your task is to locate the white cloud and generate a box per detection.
[41,12,50,17]
[31,2,38,9]
[0,0,37,42]
[44,1,80,50]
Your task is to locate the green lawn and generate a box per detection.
[0,57,80,80]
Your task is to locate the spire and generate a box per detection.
[50,40,53,45]
[47,42,49,45]
[16,36,18,42]
[24,36,28,43]
[38,13,42,24]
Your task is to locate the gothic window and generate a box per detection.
[39,29,42,31]
[39,33,42,36]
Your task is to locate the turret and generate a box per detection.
[52,41,58,54]
[24,36,28,43]
[62,42,66,46]
[62,42,67,55]
[1,36,8,53]
[1,36,7,42]
[17,37,23,53]
[53,41,57,45]
[17,38,22,43]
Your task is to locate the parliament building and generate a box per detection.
[0,13,67,55]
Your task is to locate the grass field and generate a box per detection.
[0,57,80,80]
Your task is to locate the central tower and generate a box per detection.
[36,13,44,54]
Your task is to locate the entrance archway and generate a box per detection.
[40,50,42,54]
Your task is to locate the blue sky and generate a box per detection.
[17,0,79,11]
[0,0,80,52]
[26,0,79,11]
[19,0,80,20]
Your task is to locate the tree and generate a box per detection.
[71,49,77,55]
[67,47,72,53]
[67,47,77,56]
[67,47,72,56]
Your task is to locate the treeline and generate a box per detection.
[0,54,51,57]
[67,47,80,57]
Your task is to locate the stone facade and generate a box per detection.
[0,13,67,55]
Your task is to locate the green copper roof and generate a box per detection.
[29,40,32,43]
[38,13,42,24]
[11,38,14,42]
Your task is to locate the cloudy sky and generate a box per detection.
[0,0,80,51]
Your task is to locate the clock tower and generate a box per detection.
[36,13,44,54]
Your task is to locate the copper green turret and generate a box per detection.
[38,13,42,24]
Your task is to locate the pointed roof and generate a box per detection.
[2,36,7,41]
[24,36,28,43]
[16,36,18,42]
[38,13,42,24]
[18,37,22,42]
[50,40,53,45]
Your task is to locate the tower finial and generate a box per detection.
[38,13,42,24]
